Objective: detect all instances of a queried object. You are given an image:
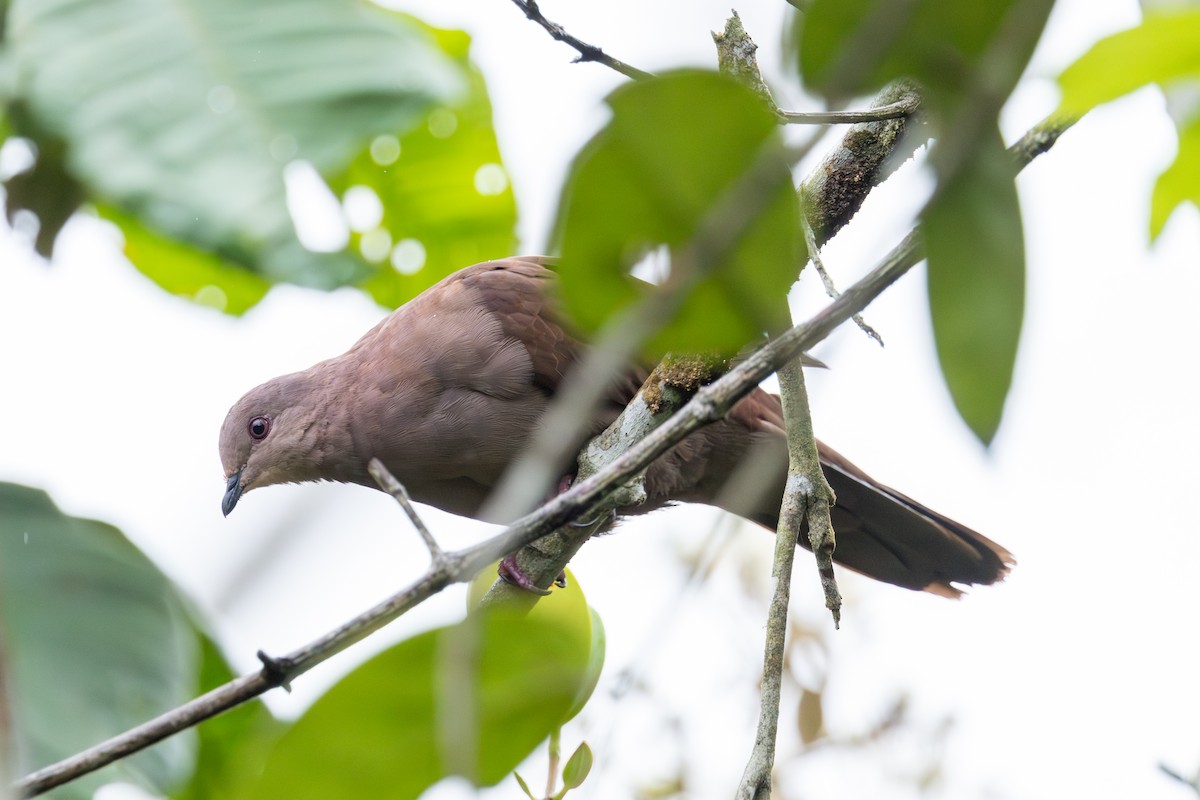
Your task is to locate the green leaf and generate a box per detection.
[171,636,285,800]
[800,0,1051,106]
[249,609,593,800]
[1056,10,1200,241]
[0,483,200,799]
[923,128,1025,444]
[1151,108,1200,239]
[7,0,465,293]
[1057,9,1200,116]
[328,23,518,309]
[0,128,84,257]
[554,70,803,357]
[561,742,593,790]
[513,771,536,800]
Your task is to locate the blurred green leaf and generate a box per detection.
[171,636,285,800]
[799,0,1046,442]
[99,205,272,315]
[1057,9,1200,241]
[0,483,200,799]
[924,129,1025,444]
[6,0,466,295]
[800,0,1049,104]
[0,127,83,256]
[328,24,518,309]
[800,0,1052,176]
[561,741,593,790]
[554,70,803,357]
[249,609,592,800]
[1151,112,1200,239]
[1057,9,1200,116]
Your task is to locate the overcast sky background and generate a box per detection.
[2,0,1199,798]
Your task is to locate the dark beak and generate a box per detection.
[222,471,244,517]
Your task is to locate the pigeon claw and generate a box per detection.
[497,556,567,596]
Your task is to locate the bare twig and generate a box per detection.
[803,216,883,345]
[507,0,651,80]
[13,115,1072,800]
[1160,762,1200,797]
[779,96,920,125]
[368,457,443,561]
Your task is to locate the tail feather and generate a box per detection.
[817,458,1013,596]
[726,391,1013,596]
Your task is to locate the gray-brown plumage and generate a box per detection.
[220,257,1012,596]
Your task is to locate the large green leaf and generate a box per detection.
[328,24,518,310]
[924,129,1025,444]
[248,608,594,800]
[0,483,200,799]
[554,70,803,357]
[6,0,465,293]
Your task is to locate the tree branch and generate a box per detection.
[737,355,839,800]
[801,81,926,246]
[506,0,652,80]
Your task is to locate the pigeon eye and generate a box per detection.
[248,416,271,440]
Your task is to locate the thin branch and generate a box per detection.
[779,96,920,125]
[13,114,1072,800]
[737,356,839,800]
[1160,762,1200,798]
[368,457,443,561]
[803,214,883,346]
[507,0,652,80]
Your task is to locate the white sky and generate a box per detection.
[3,0,1199,798]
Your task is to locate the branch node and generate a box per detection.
[712,10,778,112]
[256,650,295,692]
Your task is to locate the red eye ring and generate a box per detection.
[248,416,271,440]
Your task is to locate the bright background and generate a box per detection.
[2,0,1198,797]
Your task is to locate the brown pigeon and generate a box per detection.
[219,257,1012,596]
